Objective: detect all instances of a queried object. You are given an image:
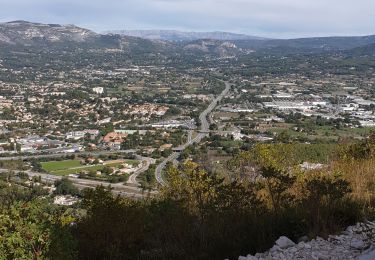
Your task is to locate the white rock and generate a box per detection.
[238,221,375,260]
[350,238,366,250]
[275,236,295,249]
[270,245,281,252]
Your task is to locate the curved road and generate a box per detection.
[155,81,231,186]
[0,168,156,198]
[126,156,155,186]
[0,149,156,195]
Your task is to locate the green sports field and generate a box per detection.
[40,160,124,176]
[41,160,81,172]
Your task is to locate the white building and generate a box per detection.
[53,195,79,206]
[93,87,104,94]
[359,120,375,127]
[65,131,86,140]
[263,101,314,111]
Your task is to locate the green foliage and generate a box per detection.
[260,166,296,213]
[0,160,26,170]
[1,141,373,259]
[140,164,156,190]
[75,186,147,259]
[297,174,358,236]
[0,199,76,260]
[0,179,49,209]
[161,148,173,157]
[275,130,291,143]
[338,131,375,160]
[54,178,80,196]
[165,105,181,116]
[228,143,337,178]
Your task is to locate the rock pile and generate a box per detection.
[239,221,375,260]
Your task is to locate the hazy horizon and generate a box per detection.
[0,0,375,39]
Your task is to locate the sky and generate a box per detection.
[0,0,374,39]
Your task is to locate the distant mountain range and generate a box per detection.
[0,20,176,56]
[1,20,375,58]
[104,30,268,42]
[249,35,375,51]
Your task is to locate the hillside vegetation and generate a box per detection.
[1,136,375,259]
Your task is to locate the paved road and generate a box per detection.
[0,168,156,198]
[155,152,180,185]
[127,156,155,186]
[0,149,137,161]
[155,81,231,186]
[187,130,193,143]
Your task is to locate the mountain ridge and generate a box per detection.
[1,20,375,57]
[0,20,97,45]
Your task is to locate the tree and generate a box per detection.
[0,199,77,260]
[161,148,172,157]
[74,186,146,259]
[165,106,181,116]
[260,166,295,214]
[276,130,291,143]
[299,173,354,236]
[54,178,79,196]
[209,123,218,131]
[101,166,113,175]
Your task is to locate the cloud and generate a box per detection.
[0,0,374,38]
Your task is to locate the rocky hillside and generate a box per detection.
[181,39,240,57]
[0,20,97,45]
[0,21,240,58]
[0,20,181,61]
[1,20,374,60]
[239,221,375,260]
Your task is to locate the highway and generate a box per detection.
[0,168,156,198]
[155,152,180,185]
[127,156,155,186]
[0,149,157,197]
[0,149,137,161]
[154,81,231,186]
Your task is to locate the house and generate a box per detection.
[103,132,128,143]
[65,131,86,140]
[159,143,173,151]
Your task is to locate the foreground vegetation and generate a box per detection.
[2,136,375,259]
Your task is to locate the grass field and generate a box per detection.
[41,159,137,176]
[51,164,116,176]
[41,160,81,172]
